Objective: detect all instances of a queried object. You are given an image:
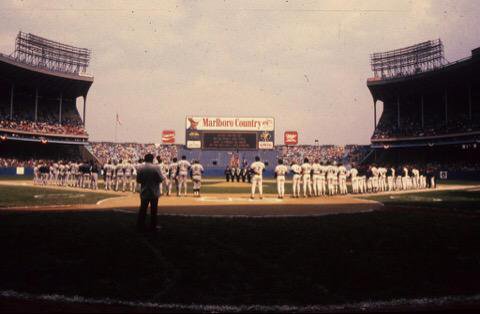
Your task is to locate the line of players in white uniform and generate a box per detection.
[33,161,101,189]
[267,158,433,199]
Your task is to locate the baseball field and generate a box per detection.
[1,177,480,312]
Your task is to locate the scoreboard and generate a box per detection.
[203,132,257,150]
[185,117,274,150]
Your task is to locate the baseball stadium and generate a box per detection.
[1,4,480,313]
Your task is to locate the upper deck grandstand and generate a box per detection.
[0,31,93,161]
[367,39,480,148]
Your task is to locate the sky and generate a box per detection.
[1,0,479,145]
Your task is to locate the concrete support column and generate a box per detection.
[9,83,14,119]
[34,88,39,122]
[397,94,400,128]
[468,82,472,120]
[373,99,377,129]
[444,89,448,125]
[83,95,87,125]
[59,93,63,124]
[421,94,424,128]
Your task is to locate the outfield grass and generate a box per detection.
[0,210,479,305]
[0,185,119,207]
[363,189,480,211]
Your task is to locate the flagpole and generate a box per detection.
[114,113,118,143]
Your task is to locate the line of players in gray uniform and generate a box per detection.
[154,156,205,197]
[102,156,205,196]
[33,160,101,190]
[105,155,205,196]
[274,158,434,198]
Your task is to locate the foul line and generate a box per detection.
[1,290,479,312]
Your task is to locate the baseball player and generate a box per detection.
[33,163,40,185]
[402,166,410,190]
[337,163,348,195]
[235,167,241,182]
[274,159,288,199]
[177,155,191,196]
[371,165,379,192]
[52,161,59,185]
[326,162,334,196]
[157,158,168,196]
[91,162,100,190]
[412,167,420,189]
[318,161,328,196]
[349,165,359,194]
[40,162,49,185]
[104,160,113,190]
[58,162,65,186]
[190,160,205,197]
[301,158,313,197]
[311,159,322,197]
[387,166,396,191]
[290,161,302,198]
[250,156,266,199]
[124,160,134,192]
[131,159,141,193]
[115,159,125,191]
[168,157,179,196]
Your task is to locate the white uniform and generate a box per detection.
[350,168,358,194]
[274,164,288,198]
[191,163,205,196]
[33,165,40,185]
[177,160,191,196]
[168,162,178,195]
[290,164,302,198]
[158,162,168,195]
[412,168,420,189]
[104,163,113,190]
[319,165,327,196]
[131,162,140,192]
[124,162,133,191]
[301,162,313,197]
[338,165,348,194]
[250,161,266,198]
[402,167,410,190]
[115,163,125,191]
[387,167,396,191]
[310,163,321,197]
[326,165,334,195]
[378,167,387,192]
[370,166,379,192]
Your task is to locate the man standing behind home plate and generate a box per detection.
[136,153,163,232]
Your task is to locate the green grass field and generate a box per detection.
[0,210,479,306]
[363,189,480,211]
[0,185,119,207]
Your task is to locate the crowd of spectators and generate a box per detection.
[277,145,346,164]
[344,145,371,164]
[0,106,87,136]
[90,142,178,164]
[373,111,480,140]
[0,157,51,168]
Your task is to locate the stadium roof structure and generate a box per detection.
[367,44,480,102]
[0,32,93,99]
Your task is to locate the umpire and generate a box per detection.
[136,153,163,232]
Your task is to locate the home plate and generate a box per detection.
[197,196,283,203]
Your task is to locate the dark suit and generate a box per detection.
[136,162,163,230]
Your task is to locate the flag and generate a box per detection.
[116,113,122,126]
